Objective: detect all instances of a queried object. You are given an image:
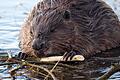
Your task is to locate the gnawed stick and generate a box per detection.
[39,55,85,62]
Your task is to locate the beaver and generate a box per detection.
[19,0,120,60]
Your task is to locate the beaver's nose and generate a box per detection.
[32,43,44,50]
[32,39,45,50]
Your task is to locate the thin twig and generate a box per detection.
[30,69,47,77]
[98,63,120,80]
[28,63,47,77]
[10,65,24,73]
[44,52,67,80]
[25,62,57,80]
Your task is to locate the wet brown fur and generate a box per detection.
[19,0,120,58]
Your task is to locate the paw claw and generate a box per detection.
[63,50,78,61]
[17,52,28,60]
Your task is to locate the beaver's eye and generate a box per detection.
[30,31,32,34]
[63,11,71,20]
[30,31,33,36]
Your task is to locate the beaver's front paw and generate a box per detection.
[17,52,28,60]
[63,50,79,61]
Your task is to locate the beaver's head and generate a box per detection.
[30,6,71,56]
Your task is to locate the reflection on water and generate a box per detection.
[0,0,120,80]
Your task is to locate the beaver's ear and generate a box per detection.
[50,26,56,32]
[63,10,71,20]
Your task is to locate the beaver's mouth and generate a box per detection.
[34,46,49,57]
[32,43,45,50]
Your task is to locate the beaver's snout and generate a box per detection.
[32,39,45,50]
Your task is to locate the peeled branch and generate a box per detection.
[39,55,85,62]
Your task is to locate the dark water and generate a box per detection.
[0,0,120,80]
